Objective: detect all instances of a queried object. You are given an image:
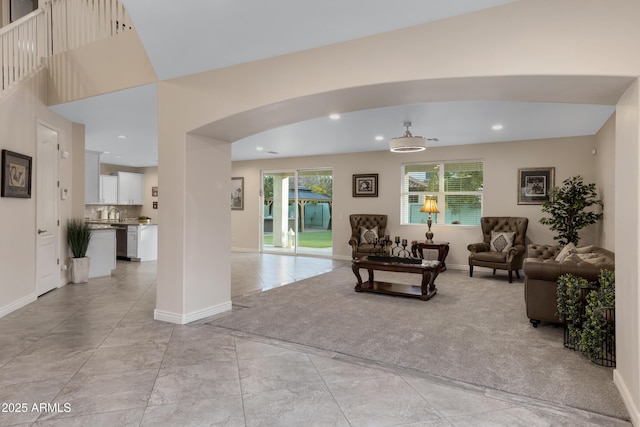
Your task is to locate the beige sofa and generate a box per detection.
[523,244,614,327]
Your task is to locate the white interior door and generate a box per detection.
[36,122,59,296]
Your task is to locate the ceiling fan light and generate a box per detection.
[389,121,426,153]
[389,136,426,152]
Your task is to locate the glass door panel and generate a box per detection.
[261,168,333,256]
[262,171,297,254]
[296,169,332,256]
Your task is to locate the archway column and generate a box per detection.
[613,79,640,424]
[154,132,232,324]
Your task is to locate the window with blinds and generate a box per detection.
[401,161,483,225]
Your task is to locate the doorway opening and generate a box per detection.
[261,168,332,256]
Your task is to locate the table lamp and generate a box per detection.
[420,197,440,243]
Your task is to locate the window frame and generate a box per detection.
[401,160,484,226]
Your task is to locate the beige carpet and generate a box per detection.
[207,266,628,420]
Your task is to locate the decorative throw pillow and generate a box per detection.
[490,231,515,252]
[555,243,577,262]
[570,253,607,264]
[576,245,594,254]
[360,226,378,244]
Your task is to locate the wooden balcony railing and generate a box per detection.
[1,0,132,97]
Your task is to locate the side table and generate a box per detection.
[412,241,450,271]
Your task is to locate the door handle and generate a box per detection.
[37,229,47,234]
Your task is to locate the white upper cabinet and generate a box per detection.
[99,175,118,204]
[84,151,101,204]
[115,172,144,205]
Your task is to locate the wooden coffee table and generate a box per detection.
[352,256,442,301]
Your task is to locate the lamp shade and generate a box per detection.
[389,121,426,153]
[420,198,440,213]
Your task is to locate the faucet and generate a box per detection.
[108,207,121,221]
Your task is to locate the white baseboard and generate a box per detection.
[232,247,259,253]
[0,293,37,319]
[154,301,232,325]
[614,369,640,426]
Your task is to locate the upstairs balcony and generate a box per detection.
[1,0,155,105]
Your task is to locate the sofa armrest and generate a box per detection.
[467,242,490,254]
[506,244,526,262]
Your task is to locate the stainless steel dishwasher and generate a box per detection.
[111,224,128,259]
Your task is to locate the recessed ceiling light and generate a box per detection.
[492,124,504,130]
[103,151,111,154]
[329,113,340,120]
[256,146,264,151]
[117,135,127,139]
[375,135,384,141]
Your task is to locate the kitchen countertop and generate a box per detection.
[88,224,117,230]
[86,220,158,227]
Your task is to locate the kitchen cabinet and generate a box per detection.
[127,224,157,261]
[85,151,101,204]
[99,175,118,204]
[115,171,144,205]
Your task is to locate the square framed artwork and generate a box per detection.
[1,149,32,198]
[352,173,378,197]
[231,176,244,210]
[518,167,555,205]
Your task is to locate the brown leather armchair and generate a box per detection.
[468,217,529,283]
[348,214,388,259]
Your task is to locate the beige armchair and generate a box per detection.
[348,214,388,259]
[468,217,529,283]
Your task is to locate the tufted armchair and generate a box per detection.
[467,217,529,283]
[348,214,388,259]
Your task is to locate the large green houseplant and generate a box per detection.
[581,270,615,365]
[66,219,92,283]
[539,176,603,246]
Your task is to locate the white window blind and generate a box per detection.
[401,160,483,225]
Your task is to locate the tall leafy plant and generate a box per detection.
[557,273,591,348]
[539,176,603,246]
[66,219,92,258]
[581,270,615,362]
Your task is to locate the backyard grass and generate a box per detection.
[263,230,332,248]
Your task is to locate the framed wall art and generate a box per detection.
[152,186,158,197]
[518,167,554,205]
[1,149,32,198]
[352,173,378,197]
[231,176,244,210]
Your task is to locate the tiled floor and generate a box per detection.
[0,253,631,426]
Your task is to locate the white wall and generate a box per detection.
[232,135,604,267]
[596,114,616,249]
[614,81,640,426]
[0,70,74,316]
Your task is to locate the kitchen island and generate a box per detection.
[86,225,116,278]
[86,220,158,262]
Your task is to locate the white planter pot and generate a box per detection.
[70,257,91,283]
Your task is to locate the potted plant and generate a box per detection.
[66,218,92,283]
[539,176,603,246]
[556,273,592,350]
[581,270,616,366]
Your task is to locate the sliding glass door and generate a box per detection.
[261,168,332,256]
[262,171,297,254]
